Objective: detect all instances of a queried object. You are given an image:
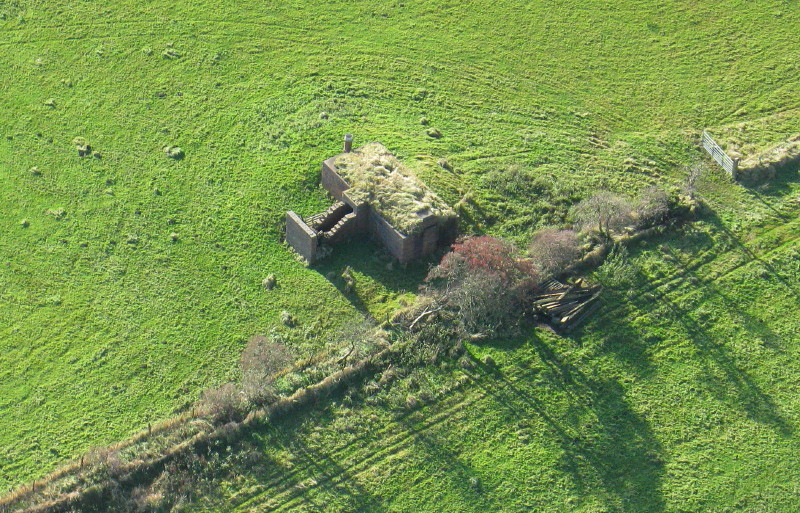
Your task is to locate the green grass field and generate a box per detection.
[151,192,800,513]
[2,0,800,508]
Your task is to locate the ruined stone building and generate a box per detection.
[286,138,458,264]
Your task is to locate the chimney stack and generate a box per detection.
[343,133,353,153]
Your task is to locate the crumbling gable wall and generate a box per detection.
[285,211,318,263]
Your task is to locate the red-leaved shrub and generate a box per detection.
[430,236,536,285]
[426,236,538,335]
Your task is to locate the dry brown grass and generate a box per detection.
[333,143,456,235]
[737,134,800,181]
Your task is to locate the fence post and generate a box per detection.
[732,158,739,181]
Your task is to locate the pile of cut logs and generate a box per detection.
[532,279,602,331]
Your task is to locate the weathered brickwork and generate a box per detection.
[285,143,458,264]
[321,158,350,201]
[285,211,318,263]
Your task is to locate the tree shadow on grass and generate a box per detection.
[703,208,800,304]
[597,247,793,437]
[667,251,787,350]
[284,436,391,513]
[738,164,800,199]
[569,291,659,378]
[223,410,391,512]
[572,211,794,437]
[392,418,498,511]
[586,242,794,438]
[467,336,667,512]
[651,283,794,438]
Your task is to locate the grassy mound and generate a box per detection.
[738,135,800,181]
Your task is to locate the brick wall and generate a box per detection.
[324,213,360,245]
[321,158,350,201]
[368,211,415,263]
[285,211,318,263]
[311,201,352,232]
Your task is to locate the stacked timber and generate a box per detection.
[533,279,602,331]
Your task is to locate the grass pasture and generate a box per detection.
[2,0,800,507]
[159,195,800,513]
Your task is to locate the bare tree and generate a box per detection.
[570,191,632,238]
[329,318,380,366]
[239,335,294,405]
[683,162,705,198]
[528,228,582,279]
[445,269,519,335]
[425,236,537,336]
[634,185,670,228]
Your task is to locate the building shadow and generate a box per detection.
[313,237,436,319]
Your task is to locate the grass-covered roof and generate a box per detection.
[333,143,456,235]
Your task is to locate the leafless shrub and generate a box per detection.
[199,383,245,423]
[145,452,206,511]
[528,228,582,279]
[570,191,633,238]
[129,485,164,513]
[87,446,125,479]
[239,335,294,405]
[634,185,670,228]
[329,318,380,365]
[445,269,519,335]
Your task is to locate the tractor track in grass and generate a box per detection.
[229,347,589,513]
[231,385,487,511]
[231,357,580,513]
[230,217,800,511]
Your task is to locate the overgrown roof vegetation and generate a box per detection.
[333,143,456,235]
